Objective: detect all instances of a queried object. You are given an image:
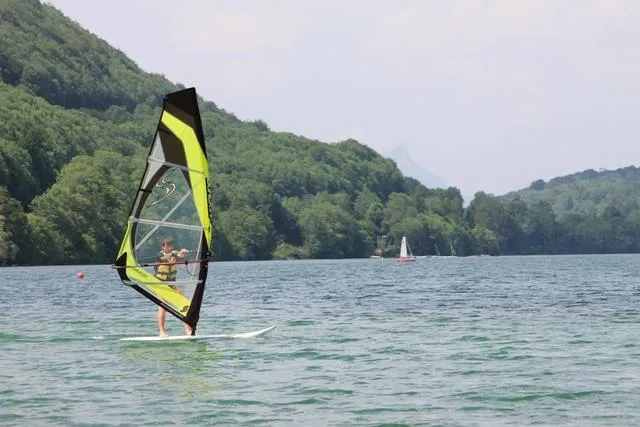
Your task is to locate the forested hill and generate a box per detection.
[500,166,640,216]
[0,0,465,265]
[1,0,640,266]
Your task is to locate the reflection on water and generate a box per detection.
[120,340,225,397]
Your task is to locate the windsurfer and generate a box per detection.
[155,235,191,337]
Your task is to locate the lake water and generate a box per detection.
[1,255,639,426]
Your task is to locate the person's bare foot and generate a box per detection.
[184,325,193,336]
[159,330,169,338]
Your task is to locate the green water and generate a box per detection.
[2,255,639,426]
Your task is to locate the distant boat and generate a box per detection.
[370,247,383,259]
[433,242,451,258]
[449,239,457,257]
[398,236,416,263]
[433,240,458,258]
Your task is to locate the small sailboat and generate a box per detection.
[434,240,457,258]
[398,236,416,263]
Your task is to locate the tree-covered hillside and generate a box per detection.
[0,0,177,111]
[501,166,640,216]
[1,0,639,266]
[0,0,466,265]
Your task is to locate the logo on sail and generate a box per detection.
[150,168,177,206]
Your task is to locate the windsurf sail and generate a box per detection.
[114,87,212,335]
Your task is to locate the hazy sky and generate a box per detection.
[47,0,640,197]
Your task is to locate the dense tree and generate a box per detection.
[27,151,142,263]
[0,186,29,265]
[298,200,365,259]
[216,207,275,260]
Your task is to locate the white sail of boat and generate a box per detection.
[398,236,416,263]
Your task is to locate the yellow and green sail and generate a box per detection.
[114,88,212,335]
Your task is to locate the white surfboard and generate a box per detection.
[119,324,277,342]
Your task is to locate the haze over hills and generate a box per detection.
[1,0,640,266]
[385,144,487,205]
[386,143,447,189]
[45,0,640,200]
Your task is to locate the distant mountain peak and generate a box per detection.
[386,143,447,189]
[390,143,410,158]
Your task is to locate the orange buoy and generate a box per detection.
[77,272,85,279]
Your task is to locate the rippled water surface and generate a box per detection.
[2,255,640,426]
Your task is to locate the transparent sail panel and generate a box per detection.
[132,166,204,303]
[133,224,202,302]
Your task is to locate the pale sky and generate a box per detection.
[46,0,640,197]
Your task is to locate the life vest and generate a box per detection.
[156,252,178,281]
